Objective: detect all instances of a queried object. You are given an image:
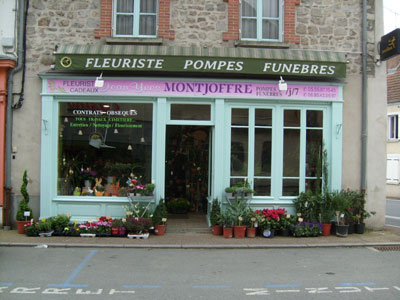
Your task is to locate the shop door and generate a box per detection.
[165,125,211,213]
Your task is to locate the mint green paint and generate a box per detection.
[40,76,344,221]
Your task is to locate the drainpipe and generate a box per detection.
[5,0,26,197]
[361,0,367,192]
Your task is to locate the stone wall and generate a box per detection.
[25,0,378,75]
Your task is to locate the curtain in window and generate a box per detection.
[116,0,134,35]
[242,0,257,39]
[262,0,279,40]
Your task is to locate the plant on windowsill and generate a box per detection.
[16,170,33,234]
[145,183,155,196]
[152,199,168,236]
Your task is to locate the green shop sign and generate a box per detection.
[55,50,346,78]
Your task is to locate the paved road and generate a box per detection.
[386,198,400,228]
[0,247,399,299]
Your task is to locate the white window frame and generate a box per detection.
[388,113,399,140]
[113,0,158,38]
[387,154,400,184]
[240,0,283,42]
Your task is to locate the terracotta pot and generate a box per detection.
[246,227,257,238]
[154,224,166,236]
[233,225,246,238]
[322,223,332,236]
[95,191,104,196]
[17,221,31,234]
[211,225,223,236]
[223,227,233,238]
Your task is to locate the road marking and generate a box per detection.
[193,285,231,289]
[48,249,97,288]
[264,284,301,288]
[123,285,162,289]
[340,282,376,286]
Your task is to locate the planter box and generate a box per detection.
[127,233,149,239]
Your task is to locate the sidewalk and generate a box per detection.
[1,226,400,249]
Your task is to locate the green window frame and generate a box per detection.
[241,0,283,42]
[229,106,327,200]
[113,0,158,38]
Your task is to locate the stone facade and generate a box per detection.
[26,0,377,75]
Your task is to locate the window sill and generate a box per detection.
[105,37,164,45]
[235,41,291,49]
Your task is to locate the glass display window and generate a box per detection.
[57,102,153,197]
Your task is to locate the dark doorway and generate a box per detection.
[165,126,211,213]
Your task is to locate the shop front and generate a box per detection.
[39,45,346,221]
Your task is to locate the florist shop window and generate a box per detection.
[57,102,153,196]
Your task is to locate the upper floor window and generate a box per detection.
[388,114,399,140]
[241,0,282,41]
[114,0,157,37]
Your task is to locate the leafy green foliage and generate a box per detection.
[152,199,168,225]
[16,170,33,221]
[210,198,221,226]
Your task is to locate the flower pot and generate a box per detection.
[16,221,31,234]
[112,226,119,235]
[211,225,223,236]
[119,226,126,236]
[154,224,166,236]
[347,224,355,234]
[279,229,290,236]
[322,223,332,236]
[95,191,104,196]
[223,227,233,238]
[262,229,275,238]
[39,230,54,237]
[246,227,257,238]
[355,223,365,234]
[233,225,246,238]
[127,232,149,239]
[335,224,349,237]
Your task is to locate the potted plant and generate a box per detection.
[331,190,351,237]
[166,198,191,214]
[351,190,375,234]
[79,220,98,237]
[243,208,257,238]
[51,213,71,236]
[124,217,152,239]
[25,220,39,236]
[38,218,54,237]
[220,209,235,238]
[320,193,335,236]
[111,219,122,235]
[224,186,236,199]
[145,183,155,196]
[210,198,222,235]
[16,170,33,234]
[152,199,168,236]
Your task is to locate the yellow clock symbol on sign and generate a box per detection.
[60,56,72,68]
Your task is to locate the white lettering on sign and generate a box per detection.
[263,62,335,75]
[85,58,165,70]
[183,59,243,71]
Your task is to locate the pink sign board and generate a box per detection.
[47,79,339,100]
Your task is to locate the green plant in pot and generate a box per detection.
[350,190,375,234]
[51,213,71,235]
[210,198,222,235]
[145,183,155,196]
[220,209,235,238]
[16,170,33,234]
[320,193,335,236]
[331,190,351,237]
[152,199,168,235]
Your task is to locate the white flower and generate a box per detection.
[162,218,167,223]
[298,217,303,222]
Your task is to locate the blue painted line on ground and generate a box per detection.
[0,282,12,286]
[123,285,163,289]
[193,285,231,289]
[264,284,301,288]
[340,282,376,286]
[48,249,97,288]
